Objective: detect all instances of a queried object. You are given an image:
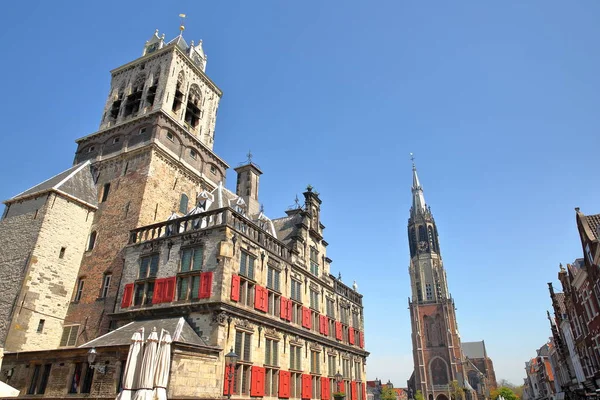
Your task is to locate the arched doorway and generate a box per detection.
[436,394,449,400]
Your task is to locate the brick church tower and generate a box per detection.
[63,26,229,345]
[407,161,465,400]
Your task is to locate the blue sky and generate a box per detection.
[1,0,599,386]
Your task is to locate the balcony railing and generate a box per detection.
[432,385,449,392]
[129,207,291,261]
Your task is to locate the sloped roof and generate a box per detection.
[272,211,302,245]
[584,214,600,240]
[462,341,486,359]
[79,317,211,348]
[6,161,97,207]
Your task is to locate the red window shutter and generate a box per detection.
[280,297,288,319]
[302,307,310,329]
[335,321,342,340]
[255,286,265,312]
[279,370,290,398]
[164,277,176,301]
[199,272,213,299]
[321,377,330,400]
[302,374,312,399]
[339,381,345,394]
[287,300,293,321]
[262,287,269,312]
[121,283,134,308]
[359,331,364,348]
[223,364,234,395]
[349,328,355,345]
[324,318,330,336]
[251,366,265,396]
[152,279,164,304]
[231,274,240,301]
[351,381,357,400]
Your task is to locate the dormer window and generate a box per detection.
[184,85,202,129]
[210,165,217,175]
[112,137,120,144]
[139,127,147,135]
[87,146,95,153]
[123,75,145,117]
[166,132,174,142]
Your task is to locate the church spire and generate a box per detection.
[410,154,426,216]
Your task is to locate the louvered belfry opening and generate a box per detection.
[146,70,160,106]
[110,89,124,119]
[123,75,145,117]
[184,85,202,128]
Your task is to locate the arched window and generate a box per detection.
[418,225,427,242]
[179,194,189,214]
[409,227,416,256]
[110,86,125,119]
[184,84,202,128]
[430,358,449,385]
[172,71,185,113]
[146,68,160,106]
[428,226,437,253]
[124,74,145,117]
[87,231,97,251]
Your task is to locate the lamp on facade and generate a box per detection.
[87,348,106,374]
[335,371,344,395]
[225,348,238,400]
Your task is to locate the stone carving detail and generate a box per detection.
[212,311,228,326]
[310,342,322,352]
[264,328,280,339]
[290,335,304,346]
[235,318,254,331]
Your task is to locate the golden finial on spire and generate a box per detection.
[179,13,186,34]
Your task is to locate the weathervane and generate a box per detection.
[246,150,253,164]
[410,152,415,168]
[179,13,186,34]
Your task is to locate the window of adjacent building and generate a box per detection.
[59,325,79,347]
[290,279,302,303]
[265,338,279,366]
[27,364,51,395]
[310,350,321,374]
[139,254,159,278]
[426,283,433,301]
[310,247,319,276]
[37,319,45,333]
[166,131,174,142]
[290,372,302,398]
[291,302,302,325]
[101,274,112,298]
[101,183,111,203]
[267,266,280,292]
[74,279,84,302]
[290,344,302,371]
[310,289,319,310]
[210,165,217,175]
[234,364,251,396]
[240,252,255,280]
[328,354,336,376]
[87,231,97,251]
[265,368,279,397]
[59,246,66,259]
[179,194,189,214]
[235,330,252,362]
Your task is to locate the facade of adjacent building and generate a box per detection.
[0,26,369,399]
[406,163,496,400]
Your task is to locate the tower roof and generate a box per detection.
[411,161,427,216]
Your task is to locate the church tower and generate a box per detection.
[63,25,230,345]
[408,161,464,400]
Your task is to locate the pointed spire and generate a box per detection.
[410,153,426,215]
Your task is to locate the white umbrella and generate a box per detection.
[133,328,160,400]
[153,330,172,400]
[116,328,145,400]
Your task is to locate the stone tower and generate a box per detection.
[407,162,464,400]
[63,27,229,345]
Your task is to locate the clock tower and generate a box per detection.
[407,161,465,400]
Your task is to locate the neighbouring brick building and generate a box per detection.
[0,24,369,400]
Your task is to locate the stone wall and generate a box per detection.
[4,193,95,352]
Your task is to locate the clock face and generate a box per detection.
[418,241,429,252]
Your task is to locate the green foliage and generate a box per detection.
[414,390,424,400]
[491,387,519,400]
[381,386,397,400]
[449,380,464,400]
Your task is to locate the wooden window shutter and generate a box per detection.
[280,297,289,319]
[335,321,342,340]
[261,287,269,312]
[287,299,293,321]
[121,283,134,308]
[199,272,213,299]
[321,377,330,400]
[223,364,234,395]
[251,366,265,397]
[231,274,241,301]
[164,277,176,301]
[359,331,364,348]
[152,279,165,304]
[255,286,264,311]
[351,381,357,400]
[301,374,312,400]
[349,328,355,345]
[279,370,290,398]
[324,318,330,336]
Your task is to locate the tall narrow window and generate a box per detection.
[74,279,84,302]
[310,289,319,310]
[310,247,319,276]
[172,72,185,113]
[265,338,279,366]
[140,254,159,278]
[179,194,189,214]
[27,365,41,395]
[59,325,79,347]
[266,266,280,291]
[37,319,45,333]
[240,252,255,280]
[110,89,124,119]
[290,279,302,303]
[101,183,111,203]
[146,69,160,106]
[123,75,145,117]
[87,231,97,251]
[101,274,112,298]
[59,247,66,259]
[69,363,83,393]
[235,330,252,362]
[184,84,202,128]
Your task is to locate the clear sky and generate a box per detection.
[1,0,599,386]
